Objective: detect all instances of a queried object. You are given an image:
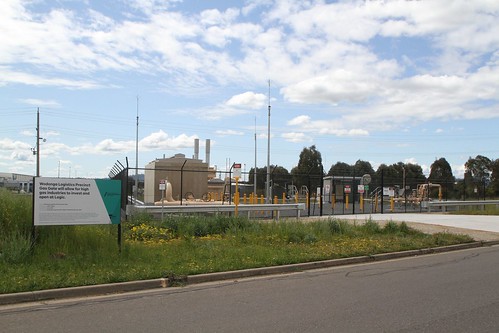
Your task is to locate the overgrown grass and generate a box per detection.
[0,190,474,294]
[451,205,499,215]
[0,189,33,263]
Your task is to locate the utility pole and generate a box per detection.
[266,80,271,203]
[36,107,40,177]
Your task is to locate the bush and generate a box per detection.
[0,189,32,239]
[328,219,342,234]
[362,219,381,234]
[1,231,33,264]
[383,221,400,234]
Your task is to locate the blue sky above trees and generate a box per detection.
[1,0,498,178]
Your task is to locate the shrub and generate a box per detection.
[0,231,33,264]
[362,219,381,234]
[399,222,411,234]
[383,221,400,234]
[328,219,342,234]
[0,189,32,238]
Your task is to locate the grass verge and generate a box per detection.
[1,205,473,294]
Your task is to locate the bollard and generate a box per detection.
[282,192,286,204]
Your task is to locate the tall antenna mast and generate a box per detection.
[135,96,139,202]
[254,116,257,196]
[266,80,271,203]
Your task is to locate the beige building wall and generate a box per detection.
[144,154,209,204]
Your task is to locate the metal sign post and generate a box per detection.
[159,179,166,222]
[233,164,241,217]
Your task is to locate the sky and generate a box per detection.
[1,0,498,180]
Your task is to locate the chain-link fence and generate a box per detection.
[110,158,488,218]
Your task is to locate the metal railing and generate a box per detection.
[127,203,306,220]
[427,200,499,212]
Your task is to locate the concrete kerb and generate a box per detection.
[2,240,499,306]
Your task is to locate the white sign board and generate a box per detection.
[34,177,121,226]
[159,179,166,191]
[383,187,395,197]
[324,184,330,194]
[233,163,242,178]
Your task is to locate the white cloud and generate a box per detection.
[0,138,31,151]
[225,92,266,109]
[140,130,196,151]
[287,115,311,126]
[282,132,311,143]
[216,130,244,136]
[0,67,103,89]
[19,98,61,107]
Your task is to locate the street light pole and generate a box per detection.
[266,80,271,203]
[135,96,139,202]
[254,117,257,197]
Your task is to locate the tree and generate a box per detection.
[327,162,352,176]
[429,158,455,199]
[465,155,492,199]
[465,155,492,181]
[353,160,375,177]
[248,166,267,193]
[491,159,499,197]
[291,145,324,190]
[270,165,291,198]
[248,165,290,196]
[375,162,426,191]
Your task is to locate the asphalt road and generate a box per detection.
[2,245,499,332]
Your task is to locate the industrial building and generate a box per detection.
[0,173,33,192]
[143,139,216,204]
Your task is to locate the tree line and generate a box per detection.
[247,145,499,200]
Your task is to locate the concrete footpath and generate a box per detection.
[2,213,499,306]
[328,213,499,241]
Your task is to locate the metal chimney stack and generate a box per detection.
[205,139,211,166]
[194,138,199,160]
